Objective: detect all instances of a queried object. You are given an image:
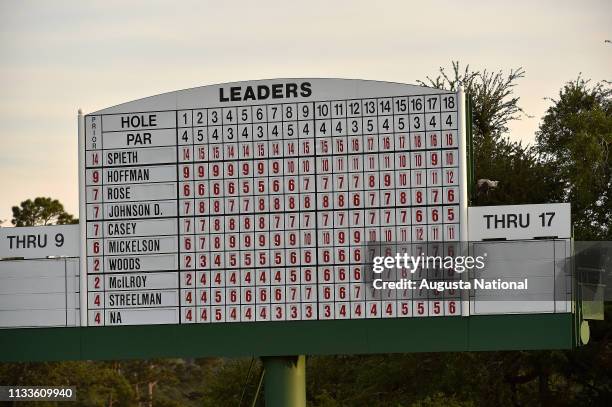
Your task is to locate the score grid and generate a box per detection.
[82,80,467,326]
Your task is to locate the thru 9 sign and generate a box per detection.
[81,79,467,326]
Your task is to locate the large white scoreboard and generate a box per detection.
[81,79,468,326]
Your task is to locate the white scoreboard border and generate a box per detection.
[78,80,469,327]
[78,109,87,326]
[457,86,468,317]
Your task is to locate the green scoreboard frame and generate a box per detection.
[0,314,578,362]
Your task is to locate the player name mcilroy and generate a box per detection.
[108,275,147,289]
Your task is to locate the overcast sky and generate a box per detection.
[0,0,610,225]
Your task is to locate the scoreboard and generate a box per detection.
[81,79,468,327]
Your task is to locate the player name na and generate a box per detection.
[372,278,529,292]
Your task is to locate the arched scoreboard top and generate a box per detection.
[80,78,468,328]
[88,78,453,115]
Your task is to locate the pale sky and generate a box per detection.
[0,0,610,225]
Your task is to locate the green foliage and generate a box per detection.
[307,353,512,406]
[11,197,78,226]
[416,61,564,206]
[471,137,563,206]
[197,358,264,407]
[536,77,612,239]
[417,61,528,142]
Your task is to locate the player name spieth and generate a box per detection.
[83,79,466,326]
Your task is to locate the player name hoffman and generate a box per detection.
[106,168,150,183]
[373,278,529,291]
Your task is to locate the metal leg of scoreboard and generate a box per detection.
[261,355,306,407]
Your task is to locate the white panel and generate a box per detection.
[0,277,66,294]
[105,289,179,308]
[468,203,571,240]
[102,111,177,132]
[98,253,178,273]
[0,225,79,259]
[101,236,178,255]
[104,165,176,185]
[98,200,178,220]
[99,183,177,202]
[0,293,66,310]
[0,258,80,328]
[102,129,177,149]
[0,310,69,328]
[470,240,571,315]
[473,301,555,314]
[103,272,179,291]
[88,219,178,238]
[104,307,180,326]
[100,146,176,166]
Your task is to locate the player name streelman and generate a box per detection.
[219,82,312,102]
[108,292,162,307]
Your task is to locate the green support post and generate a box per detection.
[261,355,306,407]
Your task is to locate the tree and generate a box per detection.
[11,197,78,227]
[418,61,528,143]
[418,61,563,206]
[536,77,612,240]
